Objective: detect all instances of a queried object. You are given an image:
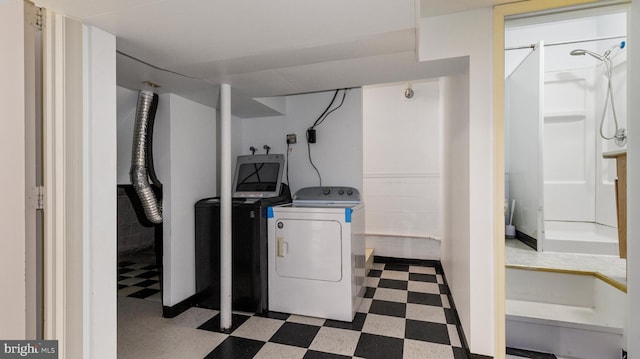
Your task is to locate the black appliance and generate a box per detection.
[194,154,291,313]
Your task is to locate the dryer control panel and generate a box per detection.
[293,186,360,204]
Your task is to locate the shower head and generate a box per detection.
[570,41,625,61]
[570,49,605,61]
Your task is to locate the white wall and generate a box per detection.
[83,25,117,359]
[154,94,217,306]
[440,69,471,345]
[116,86,138,184]
[626,2,640,355]
[0,0,27,339]
[421,8,495,356]
[362,80,441,260]
[241,89,363,194]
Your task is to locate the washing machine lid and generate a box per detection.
[232,154,284,198]
[292,186,360,206]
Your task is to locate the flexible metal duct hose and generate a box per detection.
[130,90,162,224]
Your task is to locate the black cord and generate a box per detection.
[305,88,348,187]
[254,163,262,183]
[238,164,265,186]
[307,139,322,187]
[312,90,340,128]
[285,143,291,188]
[314,89,347,128]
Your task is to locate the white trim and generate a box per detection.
[627,1,639,355]
[42,12,87,358]
[363,172,440,179]
[62,15,84,359]
[82,23,91,359]
[42,10,66,354]
[366,232,439,241]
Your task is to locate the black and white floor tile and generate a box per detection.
[118,258,563,358]
[118,261,161,302]
[190,259,468,359]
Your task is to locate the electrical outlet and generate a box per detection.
[286,134,297,144]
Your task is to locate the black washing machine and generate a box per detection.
[194,183,291,313]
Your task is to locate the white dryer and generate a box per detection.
[267,186,365,322]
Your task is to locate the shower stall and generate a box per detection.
[505,10,627,256]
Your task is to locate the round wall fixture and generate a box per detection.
[404,86,414,99]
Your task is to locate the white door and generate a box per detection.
[274,218,343,282]
[507,42,545,248]
[543,69,596,222]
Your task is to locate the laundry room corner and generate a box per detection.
[240,89,363,194]
[241,83,443,261]
[362,80,442,261]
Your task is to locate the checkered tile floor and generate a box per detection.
[118,258,559,358]
[118,261,161,302]
[189,260,468,359]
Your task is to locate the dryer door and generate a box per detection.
[274,219,342,282]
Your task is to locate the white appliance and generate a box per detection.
[267,186,365,322]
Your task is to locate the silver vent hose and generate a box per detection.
[130,90,162,224]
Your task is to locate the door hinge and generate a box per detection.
[36,186,45,210]
[35,7,44,31]
[25,3,44,31]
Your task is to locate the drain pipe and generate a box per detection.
[130,90,162,224]
[220,84,232,330]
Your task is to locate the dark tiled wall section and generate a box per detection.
[118,186,155,254]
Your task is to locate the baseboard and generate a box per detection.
[162,293,200,318]
[506,347,556,358]
[366,235,440,260]
[373,255,443,274]
[438,265,495,359]
[438,268,469,356]
[515,230,537,250]
[469,354,493,359]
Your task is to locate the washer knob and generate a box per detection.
[338,189,344,195]
[347,189,353,196]
[323,187,331,195]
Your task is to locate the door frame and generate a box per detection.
[492,0,607,355]
[42,11,85,358]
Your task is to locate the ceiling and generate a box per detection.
[37,0,515,115]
